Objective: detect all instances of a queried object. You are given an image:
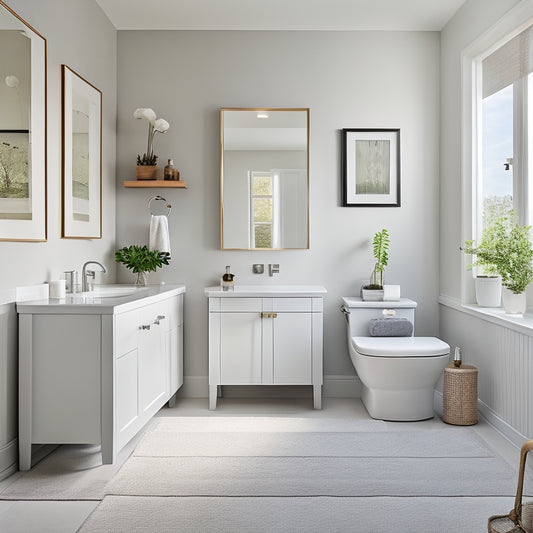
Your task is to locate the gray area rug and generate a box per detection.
[79,495,517,533]
[77,417,532,532]
[105,420,526,498]
[134,427,493,458]
[106,455,522,497]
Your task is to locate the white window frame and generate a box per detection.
[461,3,533,305]
[249,171,280,249]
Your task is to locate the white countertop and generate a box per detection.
[204,285,327,298]
[342,296,417,308]
[17,284,186,315]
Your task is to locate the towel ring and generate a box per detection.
[148,195,172,217]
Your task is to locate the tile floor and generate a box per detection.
[0,397,522,532]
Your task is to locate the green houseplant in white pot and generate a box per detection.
[463,212,533,314]
[462,230,502,308]
[361,228,389,301]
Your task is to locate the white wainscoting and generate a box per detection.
[439,297,533,445]
[0,284,48,479]
[0,301,18,480]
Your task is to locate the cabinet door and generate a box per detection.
[220,312,262,384]
[138,302,168,416]
[273,312,312,384]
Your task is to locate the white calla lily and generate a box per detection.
[154,118,169,133]
[134,107,170,165]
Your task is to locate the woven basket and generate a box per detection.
[443,364,478,425]
[488,440,533,532]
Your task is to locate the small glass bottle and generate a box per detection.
[453,347,462,368]
[221,265,235,291]
[164,159,175,181]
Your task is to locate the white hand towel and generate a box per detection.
[149,215,171,256]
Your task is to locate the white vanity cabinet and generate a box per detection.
[205,286,326,410]
[17,285,185,470]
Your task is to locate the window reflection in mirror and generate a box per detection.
[220,108,309,250]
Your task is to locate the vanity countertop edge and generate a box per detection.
[16,284,186,315]
[204,285,327,298]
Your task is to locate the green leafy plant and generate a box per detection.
[462,212,533,294]
[364,228,390,289]
[115,245,171,274]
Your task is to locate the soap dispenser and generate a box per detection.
[221,265,235,291]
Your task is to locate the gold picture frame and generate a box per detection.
[61,65,102,239]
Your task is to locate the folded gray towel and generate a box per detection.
[368,317,413,337]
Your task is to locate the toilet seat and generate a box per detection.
[352,336,450,357]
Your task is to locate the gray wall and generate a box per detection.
[116,30,441,394]
[0,0,117,295]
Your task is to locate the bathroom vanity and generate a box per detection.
[205,286,326,409]
[17,284,185,470]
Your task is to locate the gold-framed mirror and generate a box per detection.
[220,108,309,250]
[0,1,47,241]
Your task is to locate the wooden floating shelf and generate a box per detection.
[123,180,188,188]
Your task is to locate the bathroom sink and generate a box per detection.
[82,285,141,298]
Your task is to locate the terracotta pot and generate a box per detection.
[136,165,157,180]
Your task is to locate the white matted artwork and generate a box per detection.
[342,129,400,207]
[61,65,101,239]
[0,1,47,242]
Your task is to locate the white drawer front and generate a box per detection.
[272,298,312,312]
[219,298,262,312]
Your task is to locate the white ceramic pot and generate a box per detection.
[474,276,501,307]
[502,287,526,315]
[361,288,384,301]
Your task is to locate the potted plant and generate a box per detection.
[462,229,502,308]
[133,107,170,180]
[361,228,389,301]
[115,245,171,285]
[462,212,533,314]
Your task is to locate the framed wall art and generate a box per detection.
[0,0,47,242]
[342,128,400,207]
[61,65,102,239]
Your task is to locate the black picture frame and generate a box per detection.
[342,128,401,207]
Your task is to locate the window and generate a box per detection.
[249,171,279,249]
[476,24,533,235]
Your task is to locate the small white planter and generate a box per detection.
[502,287,527,315]
[474,276,501,307]
[361,288,384,301]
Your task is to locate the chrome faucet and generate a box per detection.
[82,261,106,292]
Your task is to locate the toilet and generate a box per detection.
[341,297,450,421]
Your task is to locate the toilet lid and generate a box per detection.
[352,336,450,357]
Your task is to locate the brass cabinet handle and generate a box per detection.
[260,312,278,319]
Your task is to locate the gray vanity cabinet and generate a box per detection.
[17,286,184,470]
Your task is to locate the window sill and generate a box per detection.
[439,294,533,338]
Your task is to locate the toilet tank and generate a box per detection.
[342,297,416,337]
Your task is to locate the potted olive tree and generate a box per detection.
[361,228,389,301]
[463,212,533,314]
[115,245,171,285]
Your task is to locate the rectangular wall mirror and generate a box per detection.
[0,0,46,241]
[220,108,309,250]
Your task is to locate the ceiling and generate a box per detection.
[94,0,468,31]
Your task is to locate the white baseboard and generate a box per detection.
[0,438,17,481]
[178,375,362,399]
[434,390,527,448]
